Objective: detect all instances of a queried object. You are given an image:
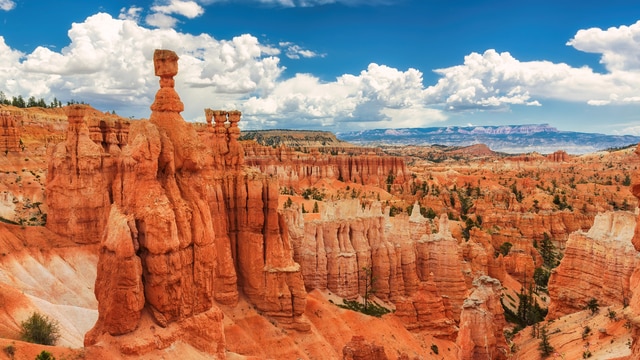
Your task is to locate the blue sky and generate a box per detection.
[1,0,640,135]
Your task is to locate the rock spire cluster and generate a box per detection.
[46,49,308,356]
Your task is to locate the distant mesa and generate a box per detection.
[337,124,640,154]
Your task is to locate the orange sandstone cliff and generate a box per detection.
[243,140,409,192]
[45,50,308,357]
[547,211,639,318]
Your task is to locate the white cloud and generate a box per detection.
[145,12,179,28]
[0,0,15,11]
[2,13,283,121]
[145,0,205,28]
[118,6,143,22]
[4,12,640,132]
[241,63,446,129]
[279,42,325,59]
[151,0,204,18]
[0,11,444,131]
[425,47,640,111]
[568,20,640,72]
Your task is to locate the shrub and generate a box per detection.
[20,312,60,346]
[3,344,15,359]
[499,242,513,257]
[430,344,439,355]
[336,298,391,318]
[586,298,599,315]
[35,350,56,360]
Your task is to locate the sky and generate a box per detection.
[1,0,640,135]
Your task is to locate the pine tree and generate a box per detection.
[361,266,377,311]
[538,325,554,358]
[539,233,556,268]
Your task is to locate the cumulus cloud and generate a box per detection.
[0,12,448,131]
[423,21,640,112]
[4,12,640,132]
[118,6,143,22]
[425,45,640,111]
[145,0,204,28]
[279,42,325,59]
[0,0,15,11]
[241,63,445,129]
[568,20,640,72]
[151,0,204,18]
[145,12,179,28]
[1,13,283,121]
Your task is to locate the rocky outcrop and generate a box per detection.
[481,209,595,249]
[548,211,639,318]
[90,205,144,335]
[456,276,508,360]
[619,144,640,355]
[546,150,571,162]
[284,201,466,337]
[243,141,409,191]
[342,336,389,360]
[52,49,309,356]
[462,228,506,283]
[87,115,129,151]
[45,105,113,244]
[393,279,457,340]
[0,110,21,153]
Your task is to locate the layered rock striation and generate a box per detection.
[0,110,21,153]
[243,141,409,191]
[456,276,508,360]
[283,200,506,342]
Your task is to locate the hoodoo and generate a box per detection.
[44,49,310,356]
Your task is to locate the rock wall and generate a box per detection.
[0,110,21,153]
[456,276,508,360]
[547,211,639,318]
[342,336,389,360]
[45,105,113,244]
[284,200,510,344]
[243,141,409,191]
[623,144,640,354]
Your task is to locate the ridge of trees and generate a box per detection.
[0,91,86,109]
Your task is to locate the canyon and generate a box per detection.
[0,49,638,360]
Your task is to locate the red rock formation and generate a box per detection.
[456,276,508,360]
[546,150,571,162]
[70,49,308,355]
[88,205,144,336]
[415,215,469,322]
[481,208,595,249]
[462,228,506,283]
[87,116,129,152]
[45,104,112,244]
[619,143,640,356]
[0,110,21,153]
[284,201,467,337]
[342,336,389,360]
[632,144,640,252]
[243,141,409,191]
[548,211,638,318]
[393,278,457,340]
